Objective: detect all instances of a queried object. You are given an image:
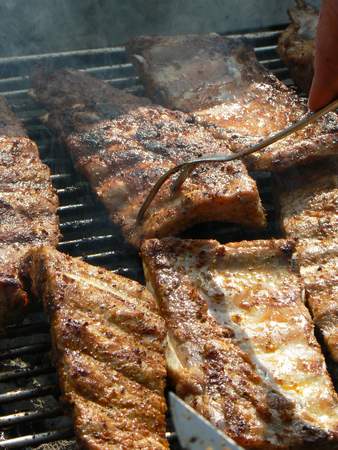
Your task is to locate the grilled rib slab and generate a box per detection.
[0,97,59,329]
[294,238,338,363]
[278,0,317,93]
[141,237,338,449]
[127,33,338,171]
[22,246,168,450]
[31,69,265,247]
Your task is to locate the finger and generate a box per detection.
[308,72,338,111]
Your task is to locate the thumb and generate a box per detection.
[308,71,338,111]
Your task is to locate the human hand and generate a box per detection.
[308,0,338,111]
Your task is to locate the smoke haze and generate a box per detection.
[0,0,321,57]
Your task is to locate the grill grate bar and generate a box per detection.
[4,323,49,339]
[82,250,125,261]
[58,234,115,248]
[0,343,50,361]
[0,385,57,405]
[166,431,178,443]
[0,428,74,449]
[56,185,88,196]
[57,203,88,212]
[0,366,54,383]
[50,173,73,182]
[58,216,109,232]
[0,408,63,427]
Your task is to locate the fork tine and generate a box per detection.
[171,163,196,193]
[136,164,186,223]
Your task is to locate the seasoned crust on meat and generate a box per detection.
[276,158,338,239]
[127,33,338,171]
[0,97,59,330]
[141,237,338,449]
[277,0,318,93]
[22,246,168,450]
[294,238,338,363]
[31,69,266,247]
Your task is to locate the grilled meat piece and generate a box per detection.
[31,69,265,247]
[277,158,338,239]
[294,238,338,363]
[22,246,168,450]
[127,34,338,171]
[141,238,338,449]
[277,159,337,362]
[278,0,317,93]
[31,69,152,137]
[0,97,59,330]
[0,98,27,137]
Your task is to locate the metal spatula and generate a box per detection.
[170,392,244,450]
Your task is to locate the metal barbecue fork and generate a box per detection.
[137,98,338,222]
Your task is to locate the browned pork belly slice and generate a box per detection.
[127,33,338,172]
[22,246,168,450]
[277,0,318,93]
[0,97,59,330]
[294,238,338,363]
[141,237,338,449]
[276,158,338,239]
[31,69,265,247]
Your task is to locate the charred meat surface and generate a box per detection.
[127,33,338,171]
[294,238,338,363]
[0,97,59,329]
[31,69,265,247]
[141,237,338,449]
[276,158,338,239]
[278,0,317,93]
[22,246,168,450]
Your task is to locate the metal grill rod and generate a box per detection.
[0,429,74,449]
[0,385,58,404]
[0,343,50,361]
[0,366,54,383]
[0,408,63,427]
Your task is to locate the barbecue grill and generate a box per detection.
[0,25,314,449]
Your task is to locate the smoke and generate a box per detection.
[0,0,321,57]
[0,0,109,57]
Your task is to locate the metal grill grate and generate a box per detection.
[0,27,290,449]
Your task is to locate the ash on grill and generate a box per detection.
[0,27,292,449]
